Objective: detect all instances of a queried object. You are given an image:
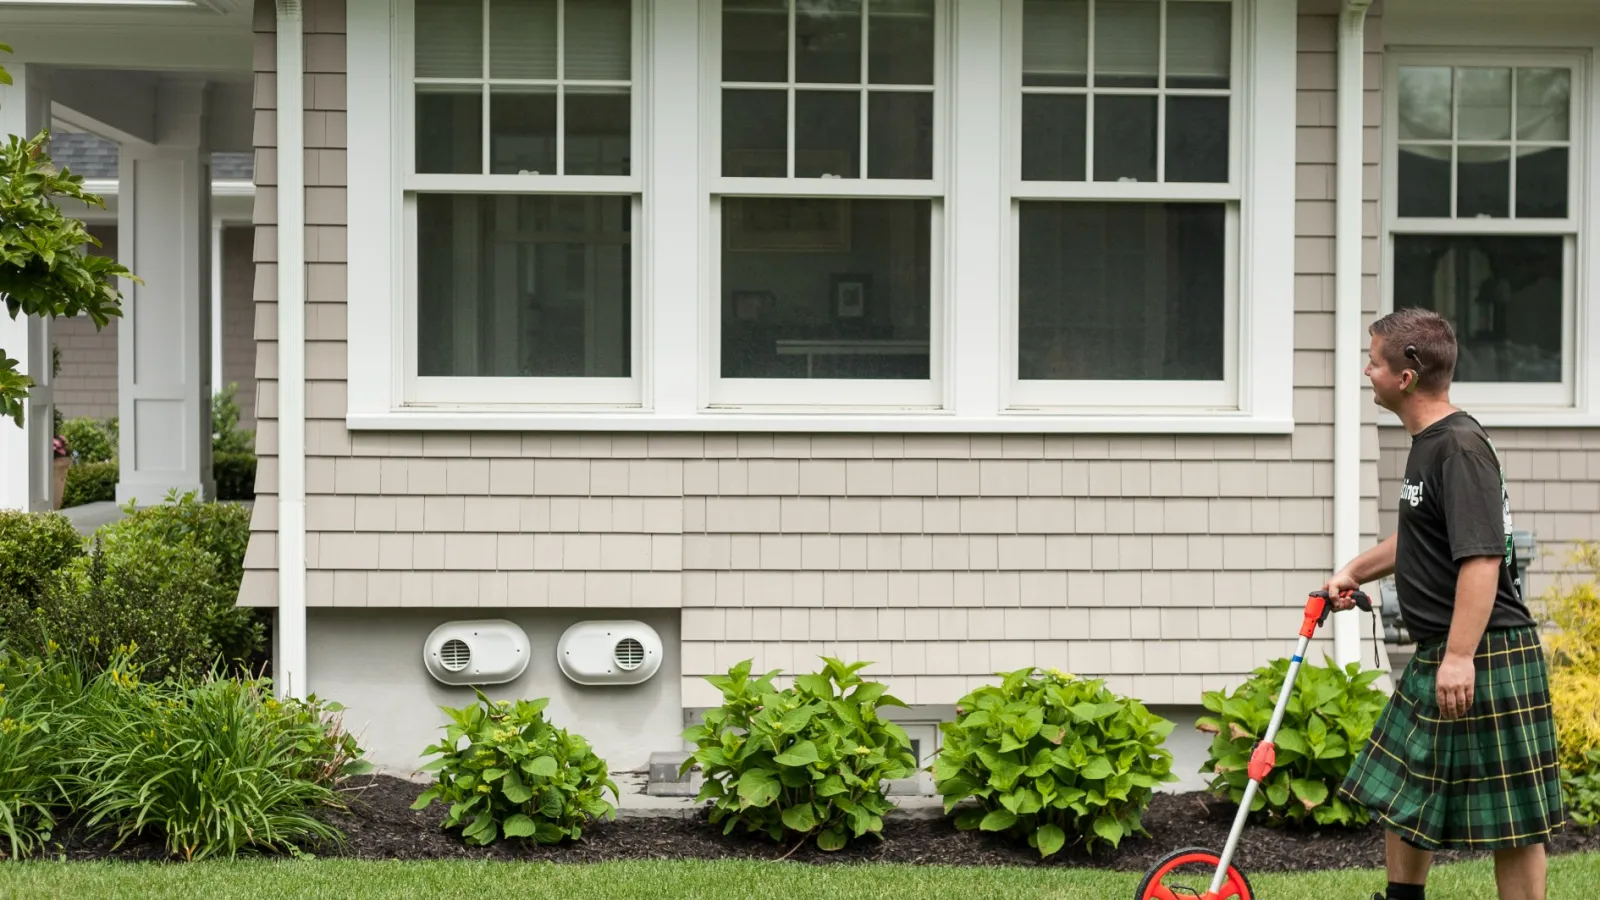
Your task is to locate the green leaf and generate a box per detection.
[1079,756,1114,781]
[503,814,538,838]
[979,809,1017,832]
[737,769,780,808]
[1036,823,1066,858]
[1290,778,1330,810]
[782,803,818,833]
[773,740,821,767]
[502,770,533,804]
[1093,814,1125,846]
[816,827,848,851]
[526,755,559,779]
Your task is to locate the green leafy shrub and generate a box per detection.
[62,459,117,508]
[0,510,82,623]
[1563,749,1600,830]
[213,452,257,501]
[211,382,255,456]
[933,667,1177,857]
[69,669,356,861]
[59,416,115,464]
[412,689,618,846]
[682,658,917,851]
[1197,656,1387,829]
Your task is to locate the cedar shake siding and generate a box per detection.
[242,0,1393,710]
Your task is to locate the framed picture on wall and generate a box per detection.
[831,274,871,321]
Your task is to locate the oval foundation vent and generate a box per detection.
[615,637,645,671]
[558,621,664,686]
[440,638,471,672]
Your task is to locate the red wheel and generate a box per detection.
[1134,847,1254,900]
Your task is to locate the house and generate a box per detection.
[2,0,1597,788]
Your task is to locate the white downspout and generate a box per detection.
[276,0,308,700]
[1333,0,1374,669]
[211,217,224,398]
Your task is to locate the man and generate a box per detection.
[1325,307,1563,900]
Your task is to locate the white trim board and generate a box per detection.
[345,0,1298,435]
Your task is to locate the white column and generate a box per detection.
[212,218,225,394]
[0,63,57,513]
[115,78,215,505]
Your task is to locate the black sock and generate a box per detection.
[1387,883,1425,900]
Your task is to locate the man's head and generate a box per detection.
[1366,307,1457,411]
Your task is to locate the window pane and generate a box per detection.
[417,85,483,175]
[1457,67,1511,141]
[1166,1,1231,90]
[724,0,789,83]
[1394,235,1563,383]
[723,89,788,177]
[868,0,934,85]
[1018,202,1226,381]
[415,0,482,79]
[566,86,631,176]
[1023,0,1087,88]
[1517,68,1570,141]
[1021,94,1086,181]
[417,194,632,379]
[1397,146,1450,217]
[565,0,631,81]
[1165,96,1228,183]
[489,87,555,175]
[1516,146,1568,219]
[1457,146,1509,218]
[721,198,931,380]
[1094,95,1156,182]
[797,0,862,84]
[796,91,860,178]
[1397,66,1452,141]
[1095,0,1159,89]
[489,0,556,80]
[868,91,932,179]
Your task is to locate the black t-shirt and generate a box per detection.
[1393,410,1536,644]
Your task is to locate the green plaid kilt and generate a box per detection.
[1338,625,1565,852]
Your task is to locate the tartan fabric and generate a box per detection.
[1339,626,1565,851]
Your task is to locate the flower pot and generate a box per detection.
[51,456,71,509]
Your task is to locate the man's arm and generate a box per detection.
[1435,446,1512,718]
[1337,533,1398,585]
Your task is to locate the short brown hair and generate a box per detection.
[1369,307,1457,394]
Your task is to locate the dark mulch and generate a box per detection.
[40,775,1600,872]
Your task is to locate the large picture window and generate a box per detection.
[1384,53,1580,409]
[707,0,945,409]
[402,0,642,405]
[1006,0,1239,410]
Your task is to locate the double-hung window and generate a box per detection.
[1005,0,1240,411]
[1384,53,1582,410]
[706,0,945,409]
[401,0,642,407]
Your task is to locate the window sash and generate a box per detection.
[1002,200,1241,410]
[705,0,948,195]
[1382,50,1585,405]
[1007,0,1243,192]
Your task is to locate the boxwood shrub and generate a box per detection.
[933,667,1177,857]
[63,460,117,508]
[682,657,917,851]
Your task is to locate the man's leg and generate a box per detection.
[1386,830,1433,895]
[1492,843,1546,900]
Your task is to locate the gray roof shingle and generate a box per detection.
[48,131,254,182]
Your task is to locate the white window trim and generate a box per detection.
[1000,0,1246,413]
[346,0,1296,434]
[1379,47,1598,428]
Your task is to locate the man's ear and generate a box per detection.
[1403,370,1420,394]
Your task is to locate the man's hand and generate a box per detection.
[1437,653,1475,719]
[1322,571,1362,610]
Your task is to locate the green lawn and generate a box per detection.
[2,854,1597,899]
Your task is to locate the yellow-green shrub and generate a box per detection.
[1540,540,1600,825]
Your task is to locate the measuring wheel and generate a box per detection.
[1134,847,1253,900]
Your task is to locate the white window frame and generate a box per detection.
[1000,0,1256,414]
[347,0,1296,433]
[700,0,949,411]
[387,0,646,409]
[1381,48,1589,419]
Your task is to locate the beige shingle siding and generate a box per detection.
[241,0,1389,700]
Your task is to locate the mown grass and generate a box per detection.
[2,853,1596,899]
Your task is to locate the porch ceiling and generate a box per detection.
[0,0,253,72]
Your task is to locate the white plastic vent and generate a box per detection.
[439,639,471,672]
[423,620,530,686]
[557,621,663,686]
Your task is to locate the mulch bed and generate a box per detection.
[43,774,1600,872]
